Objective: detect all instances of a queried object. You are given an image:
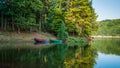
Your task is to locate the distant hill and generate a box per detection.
[95,19,120,36]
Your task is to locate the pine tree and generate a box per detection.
[57,21,68,40]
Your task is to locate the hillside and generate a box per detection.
[94,19,120,36]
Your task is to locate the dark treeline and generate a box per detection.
[0,0,98,37]
[95,19,120,36]
[0,0,47,32]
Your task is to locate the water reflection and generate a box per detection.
[93,38,120,68]
[0,43,97,68]
[64,46,97,68]
[92,38,120,55]
[95,52,120,68]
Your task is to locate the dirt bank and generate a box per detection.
[0,32,56,43]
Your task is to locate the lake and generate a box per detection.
[93,38,120,68]
[0,38,120,68]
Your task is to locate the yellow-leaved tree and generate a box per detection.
[64,0,98,37]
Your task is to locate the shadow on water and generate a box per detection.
[0,43,98,68]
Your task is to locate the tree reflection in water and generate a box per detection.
[92,38,120,55]
[0,44,97,68]
[64,45,97,68]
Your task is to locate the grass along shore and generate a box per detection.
[0,32,56,43]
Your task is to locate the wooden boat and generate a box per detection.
[34,37,62,45]
[49,39,62,44]
[34,37,48,44]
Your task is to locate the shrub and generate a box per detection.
[66,37,87,47]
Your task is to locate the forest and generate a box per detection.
[95,19,120,36]
[0,0,98,38]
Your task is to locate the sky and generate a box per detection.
[92,0,120,21]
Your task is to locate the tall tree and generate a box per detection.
[64,0,98,36]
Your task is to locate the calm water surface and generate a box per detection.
[93,38,120,68]
[0,38,120,68]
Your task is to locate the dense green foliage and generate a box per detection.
[0,0,98,37]
[0,0,42,32]
[95,19,120,36]
[64,0,98,36]
[66,37,87,46]
[57,21,68,40]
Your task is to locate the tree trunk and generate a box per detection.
[17,26,20,33]
[1,14,4,30]
[4,17,7,31]
[12,16,15,31]
[29,27,32,33]
[39,13,42,32]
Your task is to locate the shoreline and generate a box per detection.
[0,32,56,42]
[91,36,120,38]
[0,40,34,43]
